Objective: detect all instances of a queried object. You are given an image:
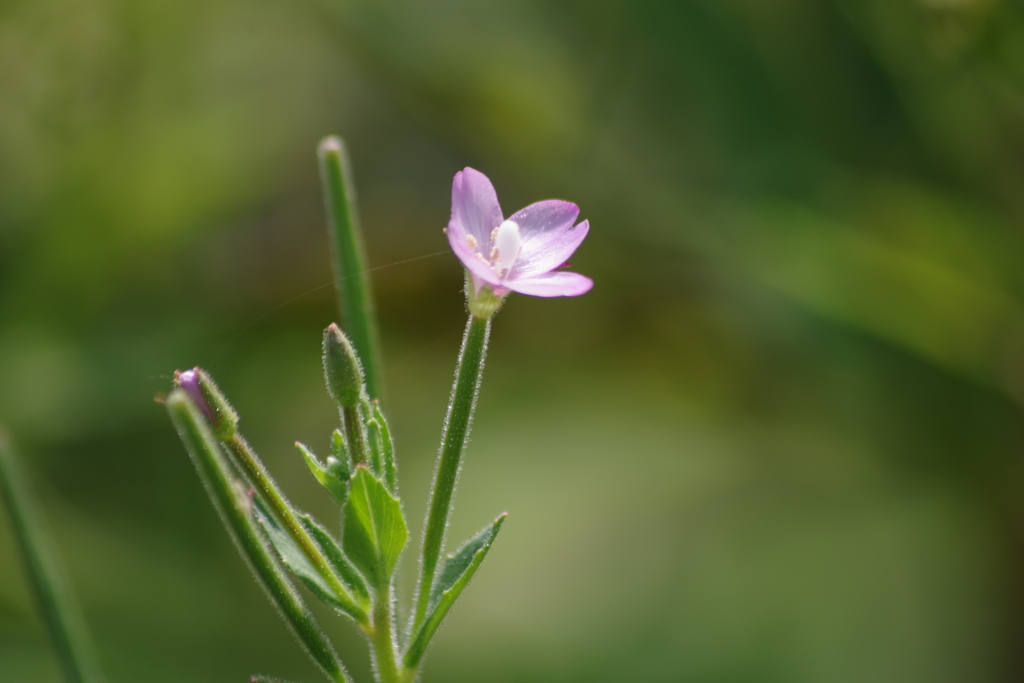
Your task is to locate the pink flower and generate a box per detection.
[446,168,592,298]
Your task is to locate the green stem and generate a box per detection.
[0,429,104,683]
[411,315,491,635]
[369,582,405,683]
[341,404,370,468]
[166,395,352,683]
[319,135,383,401]
[226,434,367,625]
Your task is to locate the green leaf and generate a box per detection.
[297,514,370,605]
[429,513,505,607]
[364,401,384,479]
[296,442,350,507]
[254,499,365,620]
[330,429,348,464]
[405,513,506,669]
[342,467,408,588]
[166,391,351,682]
[371,400,397,493]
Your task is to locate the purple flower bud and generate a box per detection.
[174,367,238,440]
[175,369,211,420]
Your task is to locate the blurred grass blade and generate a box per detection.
[0,428,104,683]
[403,513,505,670]
[318,135,383,400]
[166,392,353,683]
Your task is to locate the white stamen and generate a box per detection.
[465,234,477,250]
[490,220,522,274]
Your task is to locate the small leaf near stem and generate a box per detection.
[411,314,492,636]
[331,430,350,468]
[404,513,506,671]
[372,400,398,494]
[364,399,385,477]
[343,467,409,683]
[319,136,383,401]
[166,393,353,683]
[0,428,105,683]
[427,513,506,608]
[177,366,367,624]
[296,442,350,508]
[298,515,370,604]
[227,434,368,625]
[342,467,408,589]
[254,499,370,613]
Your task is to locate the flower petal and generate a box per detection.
[447,226,502,287]
[507,201,588,278]
[505,271,593,297]
[450,168,504,247]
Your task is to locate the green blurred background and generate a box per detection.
[3,0,1024,681]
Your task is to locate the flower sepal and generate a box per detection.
[465,274,506,319]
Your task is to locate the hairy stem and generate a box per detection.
[369,582,406,683]
[342,404,370,468]
[226,435,367,624]
[411,315,491,635]
[167,395,352,683]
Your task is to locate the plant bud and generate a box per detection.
[323,323,365,407]
[174,367,238,440]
